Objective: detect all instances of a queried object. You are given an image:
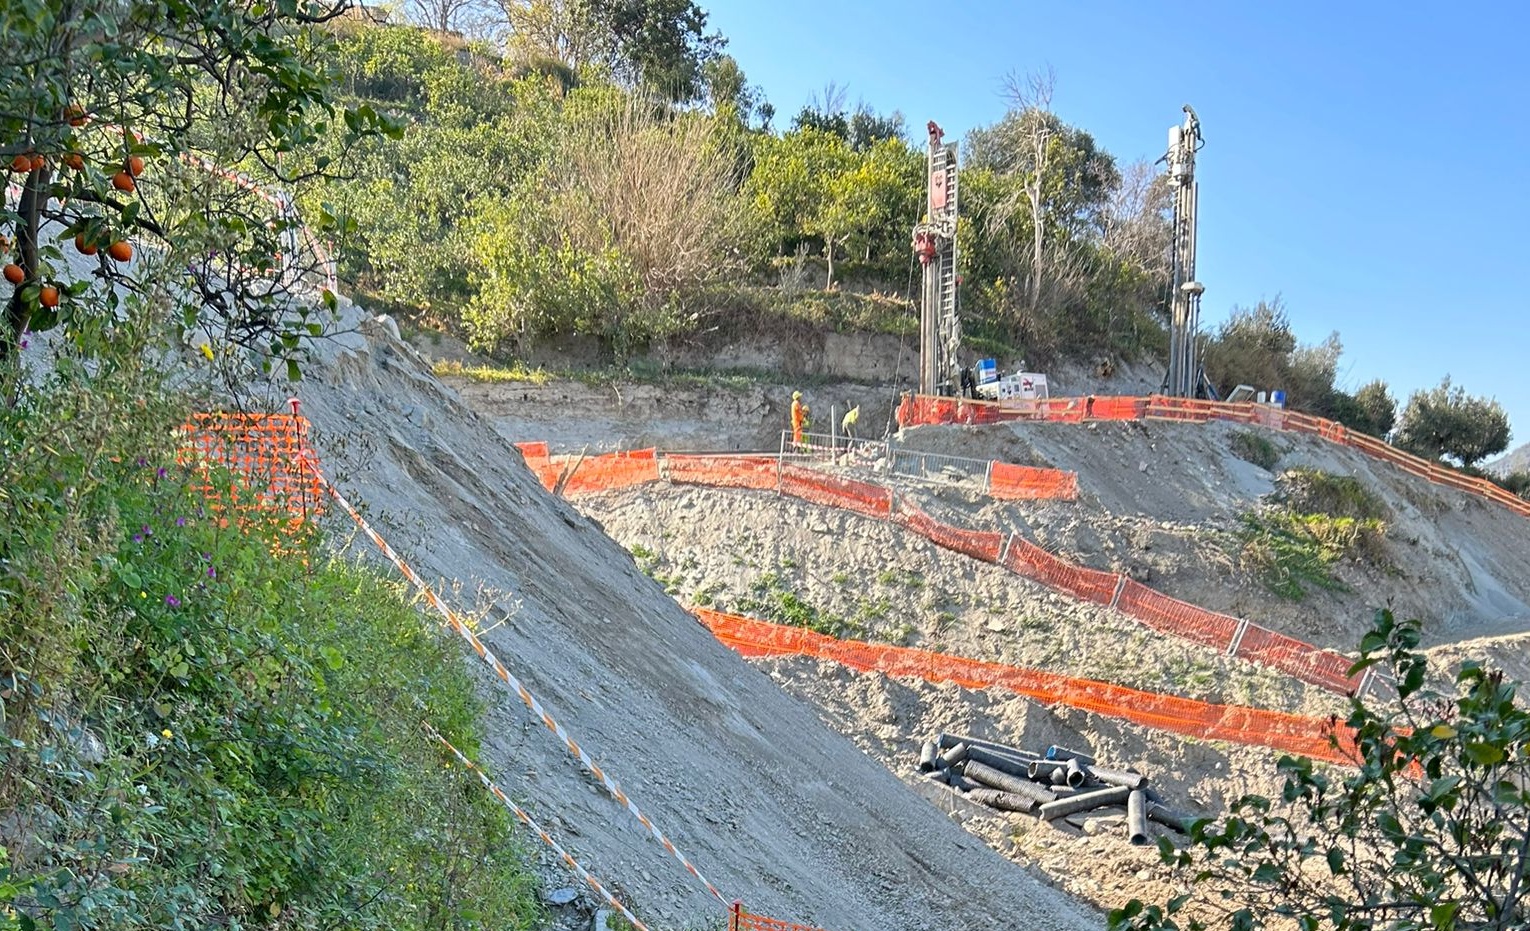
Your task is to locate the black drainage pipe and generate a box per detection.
[968,788,1038,814]
[1044,745,1096,766]
[940,742,969,769]
[1086,765,1149,790]
[964,761,1058,805]
[1064,757,1089,788]
[1027,759,1067,782]
[1038,786,1131,821]
[1127,789,1150,845]
[919,741,940,773]
[937,733,1040,762]
[966,746,1034,779]
[1147,803,1203,835]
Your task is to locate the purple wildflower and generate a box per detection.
[176,517,186,527]
[207,566,216,578]
[157,467,167,479]
[165,595,181,608]
[132,533,143,544]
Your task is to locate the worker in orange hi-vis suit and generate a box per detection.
[790,391,809,445]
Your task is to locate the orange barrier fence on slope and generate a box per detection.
[898,393,1530,520]
[520,445,1369,697]
[182,412,323,519]
[988,461,1079,501]
[730,904,830,931]
[696,608,1358,766]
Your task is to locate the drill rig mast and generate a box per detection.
[913,121,960,396]
[1163,105,1205,398]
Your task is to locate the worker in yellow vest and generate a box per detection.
[790,391,809,445]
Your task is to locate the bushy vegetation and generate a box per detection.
[1236,469,1388,600]
[0,345,541,930]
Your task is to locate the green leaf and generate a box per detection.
[1325,846,1345,875]
[1463,741,1506,766]
[1430,900,1459,929]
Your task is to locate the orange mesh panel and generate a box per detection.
[559,455,661,496]
[988,462,1079,501]
[732,910,831,931]
[778,464,892,519]
[697,609,1357,765]
[1000,536,1118,604]
[1234,627,1360,693]
[892,499,1003,563]
[1113,580,1240,650]
[184,413,323,518]
[616,447,657,459]
[666,455,780,492]
[515,441,549,459]
[1089,397,1148,420]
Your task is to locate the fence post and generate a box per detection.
[997,532,1015,566]
[982,459,993,495]
[1108,574,1127,610]
[729,901,743,931]
[1227,618,1251,657]
[776,430,785,495]
[1355,668,1376,702]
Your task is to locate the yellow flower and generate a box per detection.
[139,591,147,599]
[200,343,215,361]
[162,728,173,739]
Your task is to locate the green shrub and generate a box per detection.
[1,356,541,931]
[1275,468,1387,520]
[1230,431,1280,471]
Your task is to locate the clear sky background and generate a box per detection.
[702,0,1529,451]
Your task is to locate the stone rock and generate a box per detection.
[545,887,579,906]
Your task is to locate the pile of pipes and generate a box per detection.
[918,734,1200,845]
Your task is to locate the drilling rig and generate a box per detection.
[912,121,961,396]
[1162,105,1205,398]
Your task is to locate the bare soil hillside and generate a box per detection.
[239,306,1100,931]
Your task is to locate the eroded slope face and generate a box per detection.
[247,314,1098,931]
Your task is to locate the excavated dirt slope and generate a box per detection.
[243,306,1101,931]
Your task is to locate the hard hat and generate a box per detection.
[792,391,802,399]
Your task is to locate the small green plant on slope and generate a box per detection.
[1230,431,1280,472]
[1110,609,1530,931]
[734,572,864,639]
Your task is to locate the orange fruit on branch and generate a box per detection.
[39,285,59,307]
[127,155,145,177]
[63,152,84,171]
[10,154,31,173]
[64,104,88,127]
[74,234,97,256]
[111,171,135,193]
[3,263,23,284]
[28,154,44,171]
[107,241,132,262]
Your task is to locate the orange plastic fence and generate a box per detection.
[892,497,1004,563]
[1001,535,1118,606]
[1234,626,1360,693]
[182,412,323,518]
[1113,580,1242,651]
[779,464,893,519]
[730,904,830,931]
[900,393,1530,520]
[697,608,1357,765]
[988,461,1079,501]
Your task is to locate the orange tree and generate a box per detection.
[0,0,393,366]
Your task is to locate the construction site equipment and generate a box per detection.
[1162,105,1205,398]
[913,121,960,397]
[917,734,1208,844]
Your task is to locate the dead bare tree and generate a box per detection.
[1101,158,1173,281]
[1001,66,1057,315]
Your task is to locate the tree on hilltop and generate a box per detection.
[1395,377,1511,468]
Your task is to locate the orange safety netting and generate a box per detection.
[730,905,830,931]
[550,455,662,496]
[1001,535,1119,605]
[988,461,1079,501]
[697,608,1357,765]
[182,412,323,518]
[515,440,550,460]
[891,497,1004,563]
[1234,626,1361,693]
[779,463,893,519]
[1113,580,1242,651]
[899,392,1530,521]
[665,454,781,492]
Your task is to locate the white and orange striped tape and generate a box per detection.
[425,723,651,931]
[297,450,731,909]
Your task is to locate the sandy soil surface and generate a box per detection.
[232,305,1103,931]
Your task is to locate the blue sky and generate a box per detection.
[703,0,1529,446]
